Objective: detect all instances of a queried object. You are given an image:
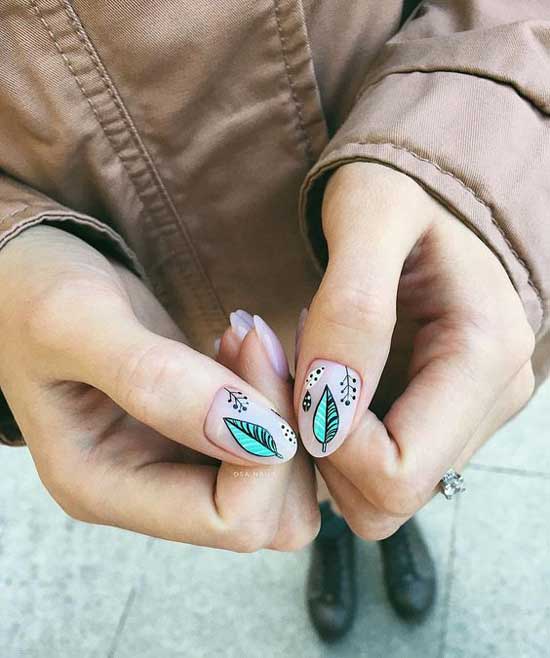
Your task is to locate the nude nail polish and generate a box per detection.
[229,310,253,342]
[204,386,298,463]
[298,360,361,458]
[253,314,289,380]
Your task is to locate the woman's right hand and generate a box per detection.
[0,225,318,551]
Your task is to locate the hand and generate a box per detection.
[0,225,316,551]
[295,162,535,539]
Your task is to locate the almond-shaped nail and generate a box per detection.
[253,314,289,380]
[204,386,297,463]
[234,309,254,325]
[298,360,361,458]
[229,310,253,342]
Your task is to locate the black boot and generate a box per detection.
[379,518,436,621]
[306,503,357,642]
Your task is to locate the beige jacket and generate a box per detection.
[1,0,549,444]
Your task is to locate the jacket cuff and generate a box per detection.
[299,70,549,386]
[0,176,147,446]
[0,176,146,281]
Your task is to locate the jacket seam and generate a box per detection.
[353,68,549,118]
[28,0,228,327]
[343,140,545,318]
[0,210,146,277]
[0,211,119,243]
[272,0,315,163]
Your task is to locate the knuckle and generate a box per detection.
[40,466,93,523]
[21,277,114,350]
[512,364,536,413]
[508,322,536,368]
[344,507,401,542]
[114,341,184,421]
[271,511,321,552]
[223,518,279,554]
[370,470,428,518]
[317,282,396,338]
[461,309,535,375]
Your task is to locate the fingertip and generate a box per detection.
[204,385,298,464]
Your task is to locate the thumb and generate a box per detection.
[295,163,433,457]
[47,291,297,466]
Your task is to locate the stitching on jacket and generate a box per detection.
[57,0,226,318]
[0,204,35,224]
[28,0,227,326]
[28,2,107,131]
[346,140,544,314]
[354,69,549,118]
[272,0,315,163]
[0,212,125,246]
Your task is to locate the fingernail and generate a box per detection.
[213,337,221,356]
[253,314,289,380]
[294,306,308,363]
[204,386,297,463]
[229,310,253,342]
[234,309,254,325]
[298,360,361,458]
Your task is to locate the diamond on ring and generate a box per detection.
[440,469,466,500]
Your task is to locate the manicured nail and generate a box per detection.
[298,360,361,458]
[213,337,221,356]
[229,310,253,342]
[204,386,297,463]
[294,307,308,363]
[253,314,289,380]
[234,309,254,325]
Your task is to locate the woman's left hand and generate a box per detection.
[295,162,536,540]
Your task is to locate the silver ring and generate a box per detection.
[439,469,466,500]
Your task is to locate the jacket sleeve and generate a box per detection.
[299,0,550,389]
[0,173,145,446]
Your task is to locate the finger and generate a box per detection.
[295,163,434,456]
[316,458,404,540]
[327,235,534,519]
[37,288,297,465]
[217,313,319,550]
[315,357,535,542]
[20,374,300,551]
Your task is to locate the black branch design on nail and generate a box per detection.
[339,367,357,407]
[224,388,249,413]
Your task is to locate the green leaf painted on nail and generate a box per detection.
[223,417,283,459]
[313,385,340,453]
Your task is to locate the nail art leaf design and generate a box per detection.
[302,390,312,412]
[313,385,340,453]
[223,417,283,459]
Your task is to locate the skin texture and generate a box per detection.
[294,162,536,539]
[0,225,318,551]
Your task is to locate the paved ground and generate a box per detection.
[1,381,549,658]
